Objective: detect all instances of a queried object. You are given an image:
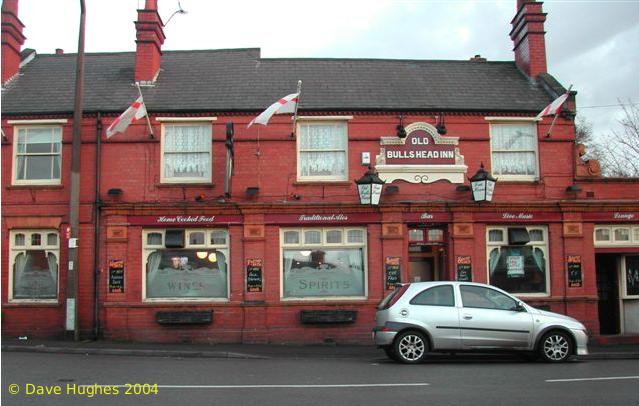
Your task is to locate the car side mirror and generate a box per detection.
[512,302,526,312]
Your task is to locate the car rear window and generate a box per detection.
[378,284,410,310]
[409,285,455,306]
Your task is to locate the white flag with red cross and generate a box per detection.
[247,93,300,128]
[106,96,147,138]
[536,91,569,120]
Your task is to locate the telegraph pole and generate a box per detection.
[67,0,86,341]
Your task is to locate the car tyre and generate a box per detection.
[538,331,573,363]
[393,330,429,364]
[382,346,399,361]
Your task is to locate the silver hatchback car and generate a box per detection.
[373,281,589,363]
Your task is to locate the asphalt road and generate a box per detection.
[2,351,638,406]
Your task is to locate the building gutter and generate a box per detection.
[93,113,102,339]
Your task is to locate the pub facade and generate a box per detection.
[2,0,638,344]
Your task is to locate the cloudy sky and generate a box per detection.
[14,0,639,138]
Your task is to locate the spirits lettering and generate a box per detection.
[420,213,434,220]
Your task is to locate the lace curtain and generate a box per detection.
[299,123,347,178]
[491,124,537,176]
[13,251,57,299]
[164,125,211,179]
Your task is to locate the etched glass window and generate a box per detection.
[10,230,59,301]
[282,227,367,299]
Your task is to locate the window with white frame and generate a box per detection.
[297,121,348,181]
[9,230,59,301]
[281,227,366,299]
[13,126,62,184]
[490,123,538,180]
[486,226,549,295]
[594,225,639,247]
[161,123,212,183]
[143,229,229,300]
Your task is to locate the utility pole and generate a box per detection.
[67,0,86,341]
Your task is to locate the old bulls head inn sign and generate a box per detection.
[375,122,467,184]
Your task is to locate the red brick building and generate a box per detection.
[2,0,639,344]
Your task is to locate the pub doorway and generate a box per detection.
[408,226,447,282]
[595,253,620,335]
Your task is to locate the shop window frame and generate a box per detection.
[486,226,550,297]
[142,228,230,302]
[594,225,639,247]
[280,227,368,301]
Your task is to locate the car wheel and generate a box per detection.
[393,331,429,364]
[539,331,573,363]
[382,346,398,361]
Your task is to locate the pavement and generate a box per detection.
[2,338,639,360]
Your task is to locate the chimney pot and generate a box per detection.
[55,48,64,55]
[470,54,486,62]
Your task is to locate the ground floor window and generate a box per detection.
[281,227,366,299]
[622,255,639,298]
[486,226,549,295]
[143,229,229,300]
[9,229,59,301]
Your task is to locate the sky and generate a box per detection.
[12,0,639,139]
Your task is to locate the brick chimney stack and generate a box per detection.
[510,0,547,79]
[2,0,26,84]
[134,0,165,83]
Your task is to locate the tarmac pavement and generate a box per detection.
[2,338,639,361]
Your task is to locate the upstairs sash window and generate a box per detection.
[298,122,348,181]
[14,126,62,184]
[161,123,212,183]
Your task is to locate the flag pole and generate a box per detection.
[545,84,572,138]
[136,82,155,138]
[291,80,302,138]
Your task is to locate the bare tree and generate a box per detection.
[574,116,601,161]
[596,101,639,177]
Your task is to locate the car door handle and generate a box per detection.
[463,314,473,320]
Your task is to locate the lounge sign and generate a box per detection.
[582,212,639,222]
[375,122,467,184]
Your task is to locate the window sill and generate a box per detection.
[293,181,351,187]
[6,184,63,190]
[495,180,541,185]
[104,301,232,307]
[156,183,216,188]
[4,301,60,307]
